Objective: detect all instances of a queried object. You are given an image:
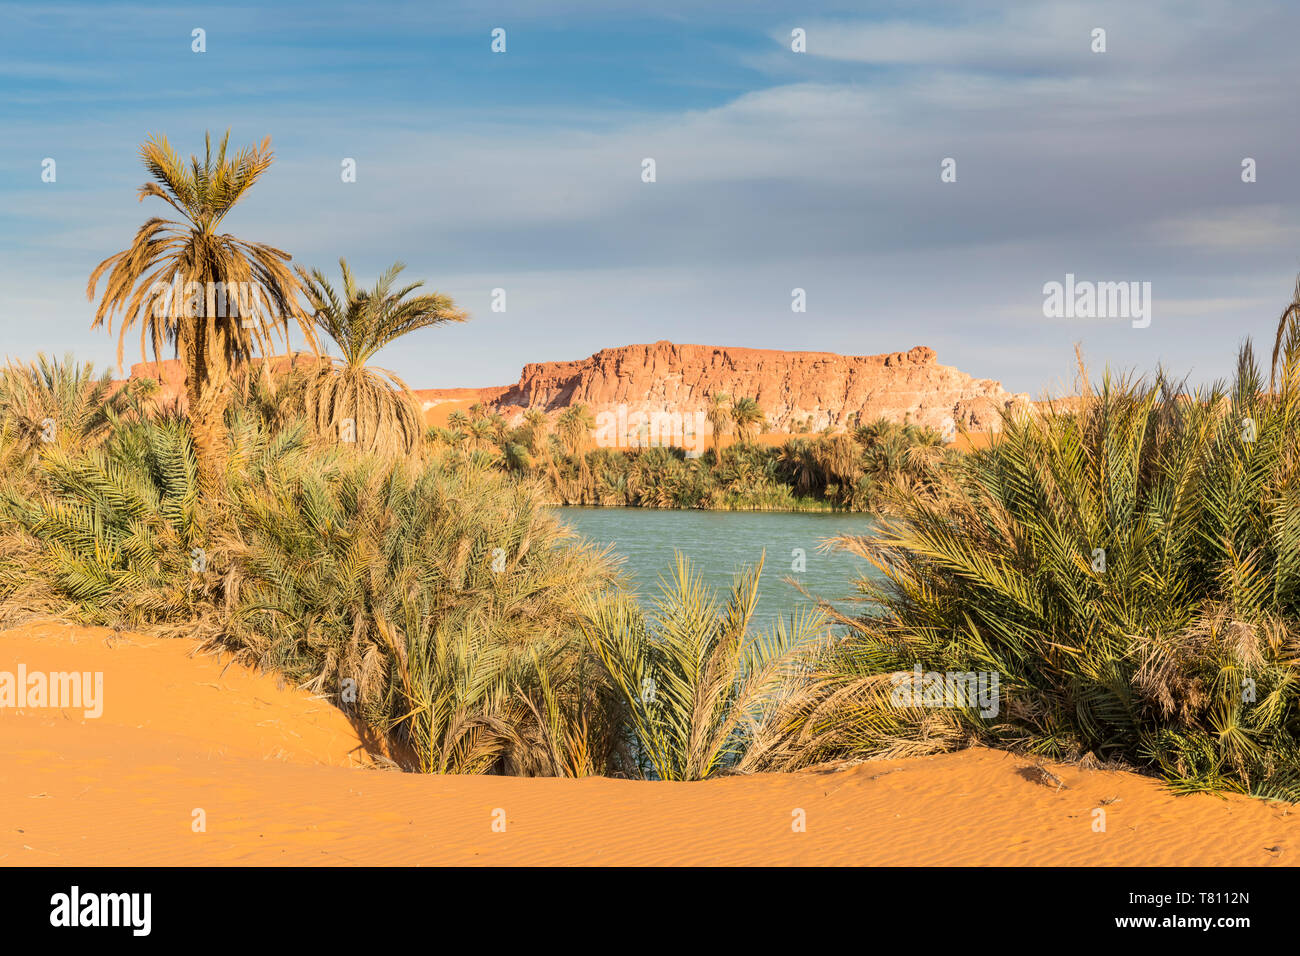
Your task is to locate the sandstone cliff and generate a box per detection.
[425,341,1031,434]
[114,354,318,408]
[123,341,1033,435]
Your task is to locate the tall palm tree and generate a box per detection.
[706,392,731,462]
[522,407,549,453]
[87,131,317,489]
[298,258,466,455]
[730,396,766,445]
[556,404,595,497]
[465,416,496,453]
[556,404,595,458]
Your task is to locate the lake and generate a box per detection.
[552,507,879,629]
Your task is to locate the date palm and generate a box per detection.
[298,258,466,455]
[777,438,821,496]
[582,553,828,780]
[523,407,549,452]
[0,353,126,451]
[464,416,496,453]
[730,396,766,445]
[87,131,317,490]
[556,404,595,458]
[706,392,731,463]
[556,404,595,496]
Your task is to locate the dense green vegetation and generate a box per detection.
[790,337,1300,799]
[428,401,952,513]
[0,359,845,779]
[0,365,629,775]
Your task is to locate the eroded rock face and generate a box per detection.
[120,358,186,403]
[116,354,321,409]
[123,341,1033,434]
[426,341,1031,433]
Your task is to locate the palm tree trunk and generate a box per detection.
[185,339,231,497]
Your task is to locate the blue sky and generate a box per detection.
[2,0,1299,395]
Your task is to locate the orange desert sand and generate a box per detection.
[1,622,1295,866]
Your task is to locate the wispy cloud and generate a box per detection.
[1,0,1298,394]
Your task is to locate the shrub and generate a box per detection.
[582,553,830,780]
[0,413,212,630]
[221,443,626,774]
[809,338,1300,798]
[0,400,631,775]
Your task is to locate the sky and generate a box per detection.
[2,0,1298,397]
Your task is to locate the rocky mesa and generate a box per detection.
[121,341,1033,435]
[422,341,1032,433]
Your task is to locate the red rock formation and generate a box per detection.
[120,341,1033,435]
[116,359,186,403]
[447,341,1030,433]
[114,354,323,409]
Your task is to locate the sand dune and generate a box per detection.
[2,623,1295,866]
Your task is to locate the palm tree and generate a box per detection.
[424,425,462,448]
[778,438,822,497]
[555,404,596,497]
[502,441,532,473]
[87,131,318,490]
[522,407,549,451]
[1273,271,1300,390]
[298,259,466,455]
[706,392,731,461]
[464,416,496,453]
[485,411,509,443]
[853,417,899,447]
[556,404,595,458]
[730,396,766,445]
[805,339,1300,794]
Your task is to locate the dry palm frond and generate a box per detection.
[298,259,466,456]
[0,353,125,450]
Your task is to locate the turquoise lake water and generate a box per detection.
[551,507,879,629]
